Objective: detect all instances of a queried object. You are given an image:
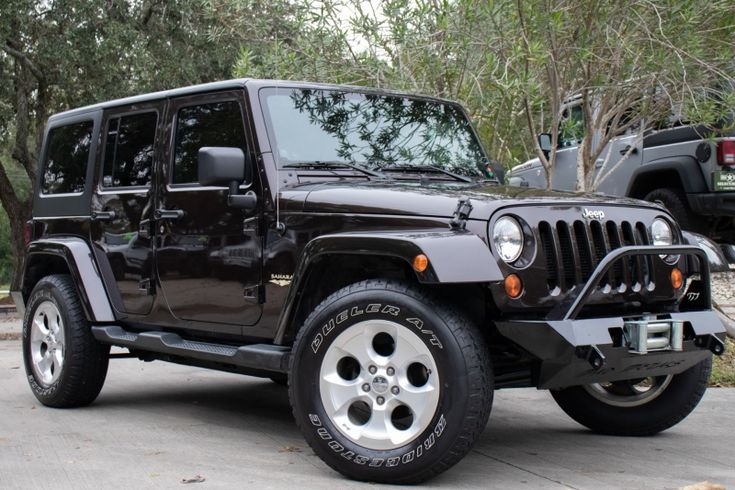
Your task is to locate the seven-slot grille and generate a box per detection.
[538,219,652,293]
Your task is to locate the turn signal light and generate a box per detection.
[670,268,683,290]
[504,274,523,298]
[412,254,429,273]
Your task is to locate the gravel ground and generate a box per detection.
[712,271,735,307]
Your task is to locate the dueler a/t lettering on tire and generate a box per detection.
[551,358,711,436]
[288,280,493,484]
[23,275,110,408]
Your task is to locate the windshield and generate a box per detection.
[260,88,488,178]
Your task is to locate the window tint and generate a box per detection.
[173,101,246,184]
[41,121,94,194]
[559,105,584,147]
[103,112,157,187]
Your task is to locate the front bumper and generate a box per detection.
[495,245,726,389]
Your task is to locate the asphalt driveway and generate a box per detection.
[0,339,732,489]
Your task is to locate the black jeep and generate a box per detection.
[13,79,726,483]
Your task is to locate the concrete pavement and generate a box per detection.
[0,339,732,489]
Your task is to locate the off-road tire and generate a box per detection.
[551,357,711,436]
[644,187,703,233]
[23,274,110,408]
[288,279,493,483]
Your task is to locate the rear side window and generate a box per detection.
[102,112,157,188]
[172,101,246,184]
[41,121,94,194]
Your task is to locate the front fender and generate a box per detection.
[274,229,501,344]
[22,238,115,322]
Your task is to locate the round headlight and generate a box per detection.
[651,218,673,247]
[493,216,524,263]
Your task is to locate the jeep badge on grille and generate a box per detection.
[582,208,605,220]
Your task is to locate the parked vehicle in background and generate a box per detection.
[508,99,735,244]
[13,80,726,483]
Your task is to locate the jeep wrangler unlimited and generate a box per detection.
[13,80,726,483]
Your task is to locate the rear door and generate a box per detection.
[90,103,161,316]
[155,91,262,333]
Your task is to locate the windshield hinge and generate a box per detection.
[449,197,473,230]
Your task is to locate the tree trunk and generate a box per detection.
[8,205,30,290]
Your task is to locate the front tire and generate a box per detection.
[551,358,711,436]
[23,275,110,408]
[288,280,493,483]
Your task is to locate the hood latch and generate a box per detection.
[449,197,473,230]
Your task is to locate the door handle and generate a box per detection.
[154,209,185,220]
[620,145,638,156]
[91,210,116,222]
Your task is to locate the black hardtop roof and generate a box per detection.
[49,79,458,122]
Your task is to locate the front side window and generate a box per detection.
[559,105,585,147]
[102,112,157,188]
[172,101,246,184]
[41,121,94,194]
[260,88,487,177]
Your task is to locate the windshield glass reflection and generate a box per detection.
[261,88,488,178]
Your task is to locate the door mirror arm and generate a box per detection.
[227,181,258,210]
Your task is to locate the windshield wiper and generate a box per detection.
[282,161,384,178]
[379,164,473,183]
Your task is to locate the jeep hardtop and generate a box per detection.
[14,79,726,483]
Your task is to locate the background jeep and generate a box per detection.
[13,79,726,483]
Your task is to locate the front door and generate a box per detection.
[155,91,262,332]
[91,104,161,316]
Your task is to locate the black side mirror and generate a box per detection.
[198,147,257,210]
[537,133,552,153]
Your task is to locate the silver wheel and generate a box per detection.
[583,375,673,408]
[319,319,440,450]
[29,300,65,387]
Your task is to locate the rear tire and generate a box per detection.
[288,280,493,483]
[23,275,110,408]
[551,357,711,436]
[644,187,703,233]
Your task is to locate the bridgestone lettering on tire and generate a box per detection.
[551,357,711,436]
[23,275,110,408]
[288,280,493,483]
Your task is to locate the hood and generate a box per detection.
[290,180,664,221]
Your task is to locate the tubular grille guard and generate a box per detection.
[538,219,652,293]
[552,245,710,321]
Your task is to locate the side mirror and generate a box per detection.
[198,147,257,210]
[537,133,552,153]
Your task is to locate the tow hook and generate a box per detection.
[575,345,607,370]
[695,334,726,356]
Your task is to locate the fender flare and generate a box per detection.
[22,238,115,322]
[626,157,707,196]
[273,230,501,344]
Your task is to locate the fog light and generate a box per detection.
[412,254,429,273]
[670,268,683,289]
[504,274,523,298]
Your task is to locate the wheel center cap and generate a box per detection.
[372,376,389,394]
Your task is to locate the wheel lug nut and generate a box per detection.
[391,386,399,395]
[368,365,377,375]
[386,367,395,376]
[377,396,385,405]
[362,383,370,392]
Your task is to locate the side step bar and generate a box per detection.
[91,326,290,373]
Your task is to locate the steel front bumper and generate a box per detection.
[495,245,727,389]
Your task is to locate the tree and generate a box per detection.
[512,0,735,191]
[0,0,244,288]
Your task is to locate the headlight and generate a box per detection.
[651,218,673,247]
[493,216,524,263]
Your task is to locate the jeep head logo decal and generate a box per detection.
[582,208,605,220]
